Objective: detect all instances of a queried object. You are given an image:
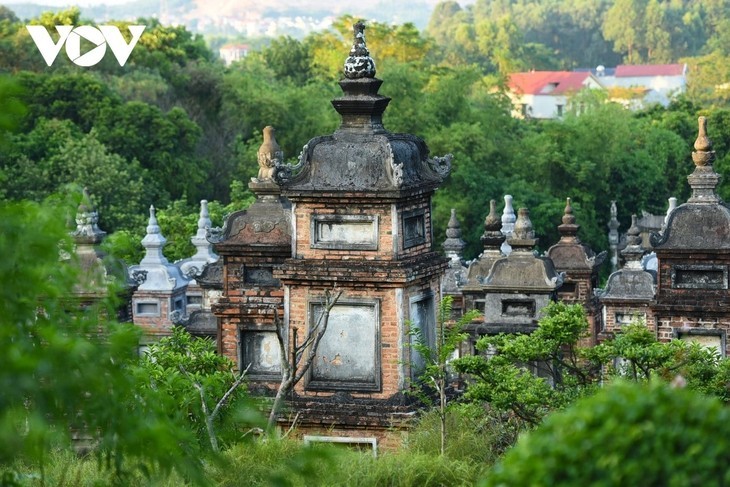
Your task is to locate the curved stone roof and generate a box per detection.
[212,181,292,251]
[484,208,562,291]
[599,215,655,301]
[278,23,450,196]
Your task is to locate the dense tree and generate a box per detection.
[0,195,205,482]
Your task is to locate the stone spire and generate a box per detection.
[72,187,106,245]
[501,195,516,255]
[179,200,219,279]
[608,200,620,272]
[442,208,468,294]
[688,116,720,204]
[140,205,168,265]
[443,208,466,262]
[509,208,538,251]
[558,197,579,242]
[332,22,390,134]
[621,214,644,270]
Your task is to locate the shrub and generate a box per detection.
[485,380,730,487]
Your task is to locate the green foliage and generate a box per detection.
[485,380,730,487]
[588,321,730,400]
[0,196,204,483]
[454,302,599,426]
[140,327,255,449]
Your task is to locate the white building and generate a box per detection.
[595,63,687,107]
[506,71,604,119]
[219,44,249,66]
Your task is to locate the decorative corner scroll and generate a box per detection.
[274,143,310,184]
[428,153,453,179]
[207,226,224,244]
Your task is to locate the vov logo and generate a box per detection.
[26,25,146,67]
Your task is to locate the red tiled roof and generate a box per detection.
[508,71,595,96]
[615,64,685,77]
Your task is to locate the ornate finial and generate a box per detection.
[256,126,283,181]
[562,198,575,225]
[140,204,169,265]
[443,208,466,258]
[189,200,218,265]
[344,21,376,79]
[72,187,106,243]
[688,116,720,203]
[501,195,516,235]
[147,205,160,235]
[694,116,712,153]
[558,197,579,241]
[501,195,516,255]
[513,208,535,240]
[621,214,645,269]
[480,199,505,251]
[484,200,501,233]
[446,209,460,238]
[198,200,210,231]
[626,214,641,246]
[508,207,538,251]
[691,116,715,168]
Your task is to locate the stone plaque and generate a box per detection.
[242,330,282,378]
[501,299,536,317]
[678,332,724,357]
[615,312,645,326]
[309,300,380,391]
[311,215,378,250]
[244,266,278,287]
[671,264,728,289]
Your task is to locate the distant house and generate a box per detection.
[506,71,604,119]
[219,44,249,66]
[589,63,687,108]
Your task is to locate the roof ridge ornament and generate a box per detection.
[344,21,376,79]
[688,116,721,204]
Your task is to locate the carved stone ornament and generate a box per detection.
[427,154,452,179]
[256,126,284,181]
[184,265,200,279]
[344,21,376,79]
[131,269,148,285]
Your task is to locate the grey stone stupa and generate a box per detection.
[597,214,655,338]
[477,207,563,335]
